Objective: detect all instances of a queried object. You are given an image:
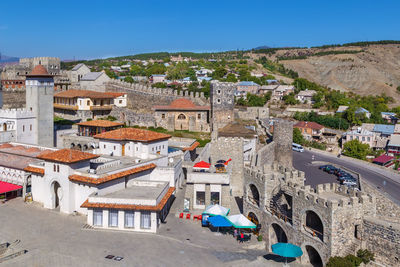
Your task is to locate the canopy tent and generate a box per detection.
[193,161,211,170]
[226,214,256,229]
[208,215,232,228]
[271,242,303,266]
[203,204,230,216]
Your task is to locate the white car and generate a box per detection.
[292,143,304,152]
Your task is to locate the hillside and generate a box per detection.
[250,44,400,103]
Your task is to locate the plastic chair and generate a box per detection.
[179,213,184,219]
[186,213,191,220]
[198,215,202,221]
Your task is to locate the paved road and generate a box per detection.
[293,150,400,205]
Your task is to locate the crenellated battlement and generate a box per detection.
[107,79,207,100]
[295,183,375,210]
[0,108,35,119]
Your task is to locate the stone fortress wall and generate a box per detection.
[242,119,400,266]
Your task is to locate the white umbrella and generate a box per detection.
[203,204,230,216]
[226,214,256,228]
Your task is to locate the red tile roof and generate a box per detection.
[182,141,200,151]
[0,143,13,149]
[373,154,395,164]
[37,149,99,163]
[24,166,45,175]
[153,98,210,111]
[294,121,324,130]
[69,163,156,185]
[54,89,116,99]
[104,92,126,97]
[80,187,175,211]
[94,128,171,142]
[27,65,52,77]
[77,120,124,128]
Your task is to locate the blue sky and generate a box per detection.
[0,0,399,59]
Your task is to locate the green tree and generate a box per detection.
[225,73,238,83]
[342,139,371,160]
[293,128,305,145]
[146,63,167,76]
[282,93,298,105]
[356,249,374,264]
[124,76,134,83]
[212,66,227,80]
[167,62,189,80]
[397,85,400,93]
[326,255,362,267]
[153,82,167,88]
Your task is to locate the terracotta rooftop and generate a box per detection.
[80,187,175,211]
[77,120,124,128]
[218,123,257,139]
[37,149,99,164]
[153,98,210,111]
[104,92,126,97]
[27,64,52,77]
[24,166,45,175]
[182,141,200,151]
[54,89,116,99]
[0,143,13,149]
[294,121,324,130]
[94,128,171,142]
[69,163,156,185]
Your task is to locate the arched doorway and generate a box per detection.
[269,223,288,244]
[52,181,62,209]
[305,210,324,241]
[248,212,260,235]
[248,184,260,207]
[3,123,7,131]
[305,245,323,267]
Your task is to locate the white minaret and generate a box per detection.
[25,64,54,147]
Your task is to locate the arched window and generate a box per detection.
[177,114,186,120]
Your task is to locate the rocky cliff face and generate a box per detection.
[277,45,400,103]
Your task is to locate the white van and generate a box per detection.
[292,143,304,152]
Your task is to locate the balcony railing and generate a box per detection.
[268,206,293,225]
[90,105,112,111]
[53,103,78,110]
[303,224,323,241]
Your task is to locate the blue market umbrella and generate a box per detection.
[271,243,303,266]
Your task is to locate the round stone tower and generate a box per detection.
[273,119,293,168]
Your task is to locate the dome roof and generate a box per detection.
[27,64,51,76]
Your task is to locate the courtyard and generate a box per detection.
[0,192,306,267]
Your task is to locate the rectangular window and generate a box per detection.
[211,192,220,205]
[93,210,103,226]
[114,145,116,150]
[140,211,151,229]
[87,100,90,105]
[161,113,165,119]
[197,114,201,119]
[196,191,205,205]
[367,137,370,141]
[53,164,56,172]
[109,210,118,227]
[30,125,32,131]
[104,144,106,149]
[362,137,365,141]
[57,165,60,172]
[125,211,134,228]
[119,100,122,104]
[23,125,25,132]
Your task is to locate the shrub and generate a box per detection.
[257,235,263,242]
[326,255,362,267]
[356,249,374,264]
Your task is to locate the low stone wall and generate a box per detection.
[109,107,156,127]
[363,216,400,266]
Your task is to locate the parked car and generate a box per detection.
[342,180,357,187]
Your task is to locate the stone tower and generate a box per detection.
[25,65,54,147]
[210,81,235,133]
[273,119,293,168]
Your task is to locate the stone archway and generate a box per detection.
[248,212,261,234]
[269,223,288,244]
[248,184,260,207]
[304,210,324,241]
[304,245,323,267]
[51,181,62,210]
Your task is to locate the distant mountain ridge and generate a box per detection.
[0,54,19,63]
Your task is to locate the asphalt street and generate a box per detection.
[293,150,400,205]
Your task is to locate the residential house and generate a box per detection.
[355,107,371,119]
[296,90,316,103]
[150,74,166,84]
[294,121,324,140]
[342,128,375,148]
[79,72,111,92]
[373,124,395,138]
[336,105,349,114]
[272,85,295,100]
[258,85,278,95]
[381,112,398,124]
[237,81,260,95]
[387,134,400,155]
[77,120,124,137]
[54,89,127,120]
